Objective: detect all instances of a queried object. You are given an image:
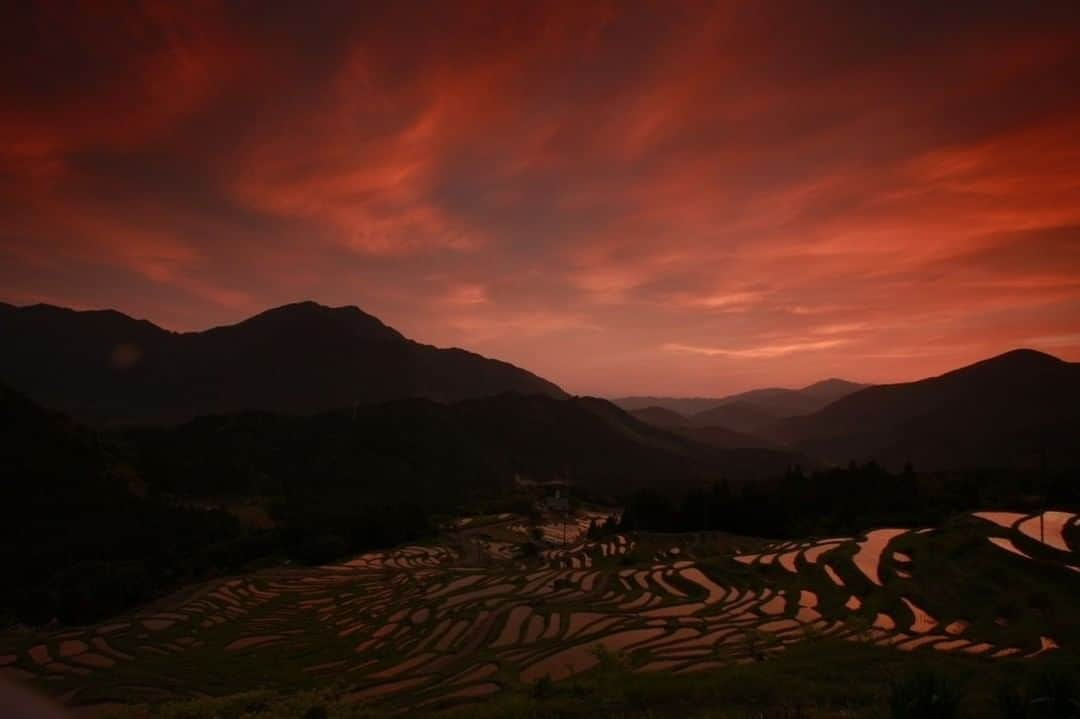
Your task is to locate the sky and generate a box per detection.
[3,1,1080,397]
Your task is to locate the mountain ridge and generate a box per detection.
[613,378,868,433]
[767,349,1080,470]
[0,301,565,425]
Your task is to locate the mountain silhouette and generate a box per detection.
[689,400,782,435]
[628,406,691,428]
[768,349,1080,470]
[629,406,777,450]
[613,396,738,416]
[0,301,565,425]
[615,378,867,433]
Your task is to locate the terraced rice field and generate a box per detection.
[1,510,1077,714]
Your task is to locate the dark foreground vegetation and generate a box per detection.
[102,641,1080,718]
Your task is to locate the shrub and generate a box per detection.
[998,669,1080,719]
[1028,670,1080,718]
[302,706,328,719]
[1000,684,1029,719]
[531,674,554,700]
[591,643,629,676]
[889,669,963,719]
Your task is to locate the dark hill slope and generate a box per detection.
[629,406,691,429]
[689,400,781,434]
[769,350,1080,470]
[613,379,867,433]
[0,383,247,624]
[630,406,777,450]
[125,394,800,504]
[0,382,113,503]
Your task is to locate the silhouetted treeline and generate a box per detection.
[618,462,1080,538]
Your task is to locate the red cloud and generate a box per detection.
[2,1,1079,395]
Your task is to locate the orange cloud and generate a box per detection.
[663,339,852,360]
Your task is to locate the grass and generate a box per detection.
[888,669,964,718]
[101,640,1080,719]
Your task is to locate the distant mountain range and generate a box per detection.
[618,352,1080,471]
[625,406,778,450]
[769,349,1080,471]
[617,378,868,435]
[2,300,1077,473]
[0,301,564,425]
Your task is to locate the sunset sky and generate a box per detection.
[3,2,1080,396]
